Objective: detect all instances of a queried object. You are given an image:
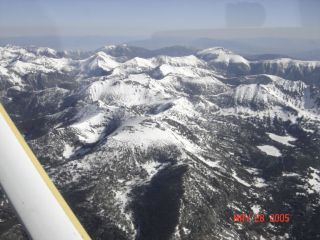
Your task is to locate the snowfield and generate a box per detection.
[257,145,282,157]
[267,133,297,147]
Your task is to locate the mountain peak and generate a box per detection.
[197,47,248,64]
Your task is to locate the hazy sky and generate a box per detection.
[0,0,319,38]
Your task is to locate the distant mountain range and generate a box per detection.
[1,32,320,60]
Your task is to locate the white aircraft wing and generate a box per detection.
[0,104,91,240]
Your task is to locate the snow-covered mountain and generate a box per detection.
[197,47,251,74]
[0,45,320,240]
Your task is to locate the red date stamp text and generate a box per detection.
[233,213,290,223]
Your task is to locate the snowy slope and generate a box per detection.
[197,47,250,74]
